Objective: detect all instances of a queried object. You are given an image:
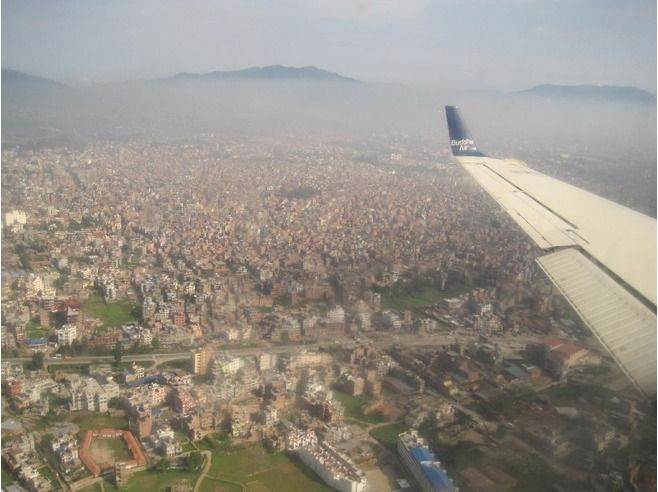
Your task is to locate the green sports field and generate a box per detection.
[202,445,332,492]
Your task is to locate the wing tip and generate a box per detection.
[445,105,485,157]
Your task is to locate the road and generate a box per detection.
[3,341,351,367]
[192,451,213,492]
[4,331,543,368]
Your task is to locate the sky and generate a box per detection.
[2,0,656,91]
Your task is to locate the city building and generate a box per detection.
[130,405,153,440]
[69,377,110,412]
[192,347,212,375]
[56,323,77,346]
[398,430,458,492]
[296,441,367,492]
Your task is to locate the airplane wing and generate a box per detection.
[445,105,656,398]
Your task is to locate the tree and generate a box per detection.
[40,433,54,451]
[156,458,170,472]
[186,452,204,470]
[30,352,45,370]
[71,339,83,356]
[108,397,121,409]
[113,341,123,365]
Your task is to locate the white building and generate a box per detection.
[326,305,345,325]
[397,430,458,492]
[214,355,244,376]
[296,441,367,492]
[57,324,77,346]
[69,377,109,412]
[5,210,27,232]
[286,429,318,451]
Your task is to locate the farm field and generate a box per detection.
[201,445,332,492]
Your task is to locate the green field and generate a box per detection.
[331,388,387,423]
[68,412,129,434]
[204,445,332,492]
[540,381,616,408]
[378,278,468,317]
[383,285,448,311]
[26,320,50,338]
[1,462,17,486]
[77,483,102,492]
[499,455,558,492]
[83,294,137,329]
[115,360,155,370]
[369,422,410,449]
[101,478,120,492]
[125,469,200,492]
[198,477,243,492]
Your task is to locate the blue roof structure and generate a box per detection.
[409,445,456,492]
[421,463,455,491]
[410,446,434,462]
[27,338,48,346]
[126,375,159,387]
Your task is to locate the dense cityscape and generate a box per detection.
[1,133,655,492]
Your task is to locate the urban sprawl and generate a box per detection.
[1,135,655,492]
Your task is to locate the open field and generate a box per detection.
[115,360,155,370]
[198,477,242,492]
[83,293,137,329]
[124,469,200,492]
[68,412,129,434]
[378,278,469,317]
[383,285,448,311]
[89,437,132,467]
[101,478,120,492]
[331,388,387,423]
[203,445,332,492]
[369,422,410,450]
[77,483,102,492]
[26,320,50,338]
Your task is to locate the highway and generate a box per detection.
[4,331,540,368]
[4,341,351,367]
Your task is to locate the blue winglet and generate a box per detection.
[445,106,486,157]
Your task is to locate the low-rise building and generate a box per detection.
[69,377,109,412]
[296,441,367,492]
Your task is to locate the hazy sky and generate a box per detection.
[2,0,656,91]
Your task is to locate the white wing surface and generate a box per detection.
[445,106,656,398]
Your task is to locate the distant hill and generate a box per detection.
[166,65,360,84]
[516,84,656,104]
[2,68,68,89]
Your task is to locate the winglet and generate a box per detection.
[445,106,486,157]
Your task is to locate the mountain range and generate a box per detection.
[2,68,69,89]
[3,67,655,105]
[515,84,656,104]
[165,65,359,84]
